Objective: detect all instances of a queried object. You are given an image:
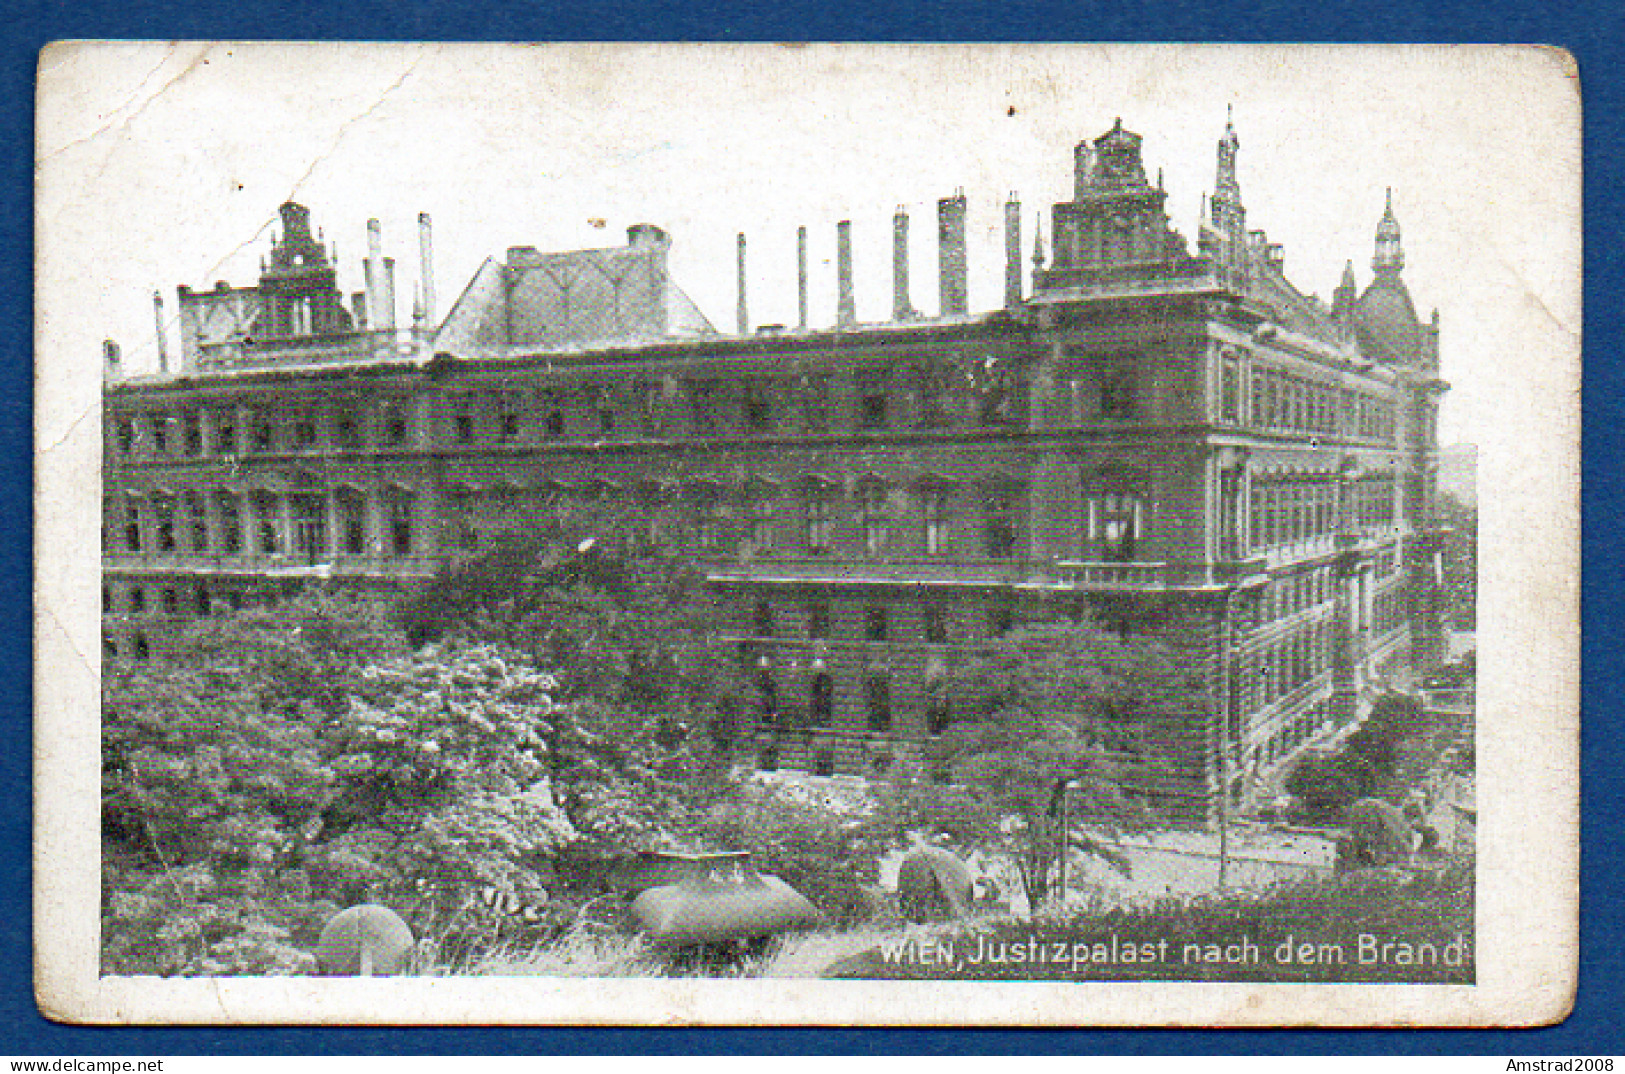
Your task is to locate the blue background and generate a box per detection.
[6,0,1618,1054]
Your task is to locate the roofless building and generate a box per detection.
[102,116,1450,818]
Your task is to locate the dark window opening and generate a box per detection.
[132,635,150,662]
[384,408,408,446]
[810,673,834,727]
[753,600,775,638]
[859,392,888,430]
[252,420,273,452]
[744,391,772,431]
[294,419,317,448]
[128,587,146,614]
[390,498,414,555]
[756,671,778,729]
[161,587,178,614]
[814,750,836,776]
[454,414,474,443]
[864,606,888,642]
[866,677,892,732]
[183,414,203,456]
[1100,366,1135,419]
[115,419,134,455]
[807,602,831,639]
[989,603,1015,637]
[151,418,168,454]
[923,605,947,643]
[102,586,112,614]
[759,745,779,771]
[336,415,360,448]
[195,587,211,616]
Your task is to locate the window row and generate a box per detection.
[111,401,413,459]
[457,477,1033,560]
[747,596,1015,644]
[1223,356,1397,442]
[109,487,419,558]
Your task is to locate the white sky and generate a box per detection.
[36,43,1581,447]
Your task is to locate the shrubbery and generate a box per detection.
[101,589,722,975]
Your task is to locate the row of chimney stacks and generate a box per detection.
[735,192,1026,335]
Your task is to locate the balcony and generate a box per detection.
[102,550,443,581]
[708,556,1269,594]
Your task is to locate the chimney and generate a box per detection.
[836,220,855,327]
[152,290,169,372]
[892,206,914,321]
[736,232,749,336]
[365,219,383,335]
[380,257,398,334]
[417,213,436,328]
[938,191,968,316]
[1004,193,1022,309]
[796,226,809,331]
[102,339,122,380]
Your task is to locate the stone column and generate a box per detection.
[278,494,294,557]
[202,491,220,555]
[366,488,384,558]
[324,487,340,558]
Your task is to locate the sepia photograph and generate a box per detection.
[33,42,1578,1024]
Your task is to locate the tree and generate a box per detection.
[1437,491,1477,631]
[934,619,1209,908]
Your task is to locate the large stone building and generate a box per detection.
[102,117,1450,817]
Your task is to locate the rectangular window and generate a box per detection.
[115,418,135,456]
[807,601,831,640]
[743,384,773,431]
[152,496,176,553]
[983,485,1019,559]
[151,416,169,455]
[1100,365,1135,419]
[690,380,719,436]
[801,376,831,434]
[383,404,408,446]
[161,587,179,614]
[923,605,947,643]
[543,391,566,438]
[805,495,833,555]
[866,676,892,732]
[753,600,775,638]
[454,409,474,443]
[294,417,317,448]
[336,413,361,449]
[864,606,888,642]
[923,487,950,556]
[251,416,273,453]
[390,496,414,555]
[214,411,236,455]
[183,413,203,456]
[1220,359,1240,423]
[217,494,242,553]
[498,412,519,441]
[128,586,146,614]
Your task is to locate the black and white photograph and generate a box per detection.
[33,42,1578,1024]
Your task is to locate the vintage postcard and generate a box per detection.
[34,42,1578,1025]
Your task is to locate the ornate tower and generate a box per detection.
[1372,187,1405,276]
[257,202,353,340]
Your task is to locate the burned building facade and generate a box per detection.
[102,117,1449,816]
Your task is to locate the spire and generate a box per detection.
[1332,259,1358,320]
[1211,105,1244,235]
[1373,186,1405,274]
